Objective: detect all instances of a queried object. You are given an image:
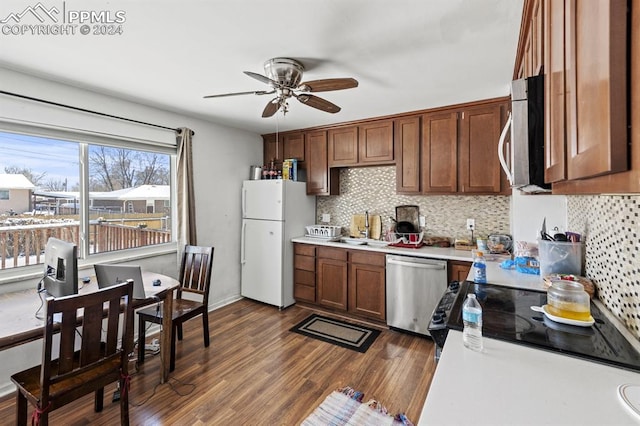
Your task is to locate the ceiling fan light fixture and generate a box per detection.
[263,58,304,88]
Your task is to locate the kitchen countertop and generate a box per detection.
[418,330,640,425]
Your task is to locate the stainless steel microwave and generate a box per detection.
[498,75,551,193]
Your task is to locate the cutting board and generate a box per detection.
[349,214,381,239]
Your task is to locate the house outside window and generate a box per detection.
[0,131,175,271]
[0,190,9,200]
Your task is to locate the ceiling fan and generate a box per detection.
[203,57,358,118]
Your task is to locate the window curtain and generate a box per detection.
[176,127,196,248]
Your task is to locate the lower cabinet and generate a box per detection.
[448,260,471,283]
[294,244,317,302]
[311,245,386,322]
[348,251,386,321]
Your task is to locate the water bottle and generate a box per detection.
[473,251,487,284]
[462,294,483,352]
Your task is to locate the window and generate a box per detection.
[0,190,8,200]
[0,131,175,271]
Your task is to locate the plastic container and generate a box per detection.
[473,251,487,284]
[538,240,583,277]
[546,280,591,321]
[462,294,483,352]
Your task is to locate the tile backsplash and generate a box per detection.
[567,195,640,339]
[315,166,510,240]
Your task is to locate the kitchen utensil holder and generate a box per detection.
[306,225,341,237]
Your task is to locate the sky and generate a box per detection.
[0,131,79,187]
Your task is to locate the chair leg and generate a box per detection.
[120,376,130,426]
[177,323,183,341]
[16,392,27,426]
[202,311,210,347]
[170,323,177,372]
[95,387,104,412]
[138,316,146,364]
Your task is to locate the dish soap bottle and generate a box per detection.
[462,294,483,352]
[473,251,487,284]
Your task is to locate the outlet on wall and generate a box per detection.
[321,213,331,223]
[419,215,426,227]
[466,218,475,231]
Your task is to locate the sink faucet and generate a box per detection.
[361,210,370,239]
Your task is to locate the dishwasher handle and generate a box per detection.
[386,258,446,270]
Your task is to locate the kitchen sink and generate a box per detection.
[340,237,389,247]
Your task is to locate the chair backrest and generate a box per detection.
[40,280,134,404]
[176,245,214,302]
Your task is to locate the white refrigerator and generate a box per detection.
[241,180,316,308]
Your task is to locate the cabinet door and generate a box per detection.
[448,261,471,283]
[328,126,358,167]
[543,0,566,183]
[395,116,421,194]
[358,120,394,165]
[564,0,627,180]
[283,132,305,165]
[531,0,544,76]
[305,130,339,196]
[263,133,283,165]
[348,253,386,321]
[459,104,503,193]
[317,258,348,311]
[421,111,458,193]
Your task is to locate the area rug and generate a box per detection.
[290,314,380,353]
[301,386,414,426]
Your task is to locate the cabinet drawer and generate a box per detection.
[295,244,316,256]
[294,284,316,303]
[317,247,347,261]
[295,254,315,272]
[349,251,385,267]
[295,269,315,286]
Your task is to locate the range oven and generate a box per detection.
[428,280,640,372]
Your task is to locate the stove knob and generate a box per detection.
[449,280,460,291]
[435,308,446,318]
[432,313,444,325]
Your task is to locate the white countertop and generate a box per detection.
[418,330,640,426]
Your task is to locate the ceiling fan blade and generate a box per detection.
[203,90,274,99]
[296,94,341,113]
[262,98,281,118]
[298,78,358,92]
[244,71,281,87]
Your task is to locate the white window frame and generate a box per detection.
[0,120,178,286]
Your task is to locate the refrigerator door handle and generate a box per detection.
[241,187,247,218]
[240,221,247,265]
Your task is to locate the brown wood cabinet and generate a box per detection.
[305,130,339,196]
[294,244,316,303]
[420,100,508,195]
[328,121,394,168]
[348,251,386,321]
[263,133,283,166]
[316,247,348,311]
[394,116,421,194]
[516,0,544,79]
[282,132,306,164]
[537,0,630,190]
[308,245,386,322]
[358,120,394,165]
[448,260,471,283]
[328,126,359,167]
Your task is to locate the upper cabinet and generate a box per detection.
[420,100,509,195]
[263,131,306,168]
[263,133,283,166]
[394,116,421,194]
[328,121,394,167]
[305,130,339,196]
[516,0,637,194]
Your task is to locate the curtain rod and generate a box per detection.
[0,90,193,135]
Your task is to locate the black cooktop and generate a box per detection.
[447,281,640,372]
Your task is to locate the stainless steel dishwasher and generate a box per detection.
[386,255,447,336]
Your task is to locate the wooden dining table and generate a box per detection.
[0,271,179,383]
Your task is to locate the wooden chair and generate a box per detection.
[137,245,214,372]
[11,280,134,426]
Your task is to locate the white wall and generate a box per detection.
[0,67,263,395]
[510,189,567,242]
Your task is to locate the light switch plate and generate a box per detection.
[419,215,426,227]
[466,218,475,230]
[321,213,330,223]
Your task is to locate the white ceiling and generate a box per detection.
[0,0,524,134]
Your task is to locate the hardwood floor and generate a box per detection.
[0,299,436,425]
